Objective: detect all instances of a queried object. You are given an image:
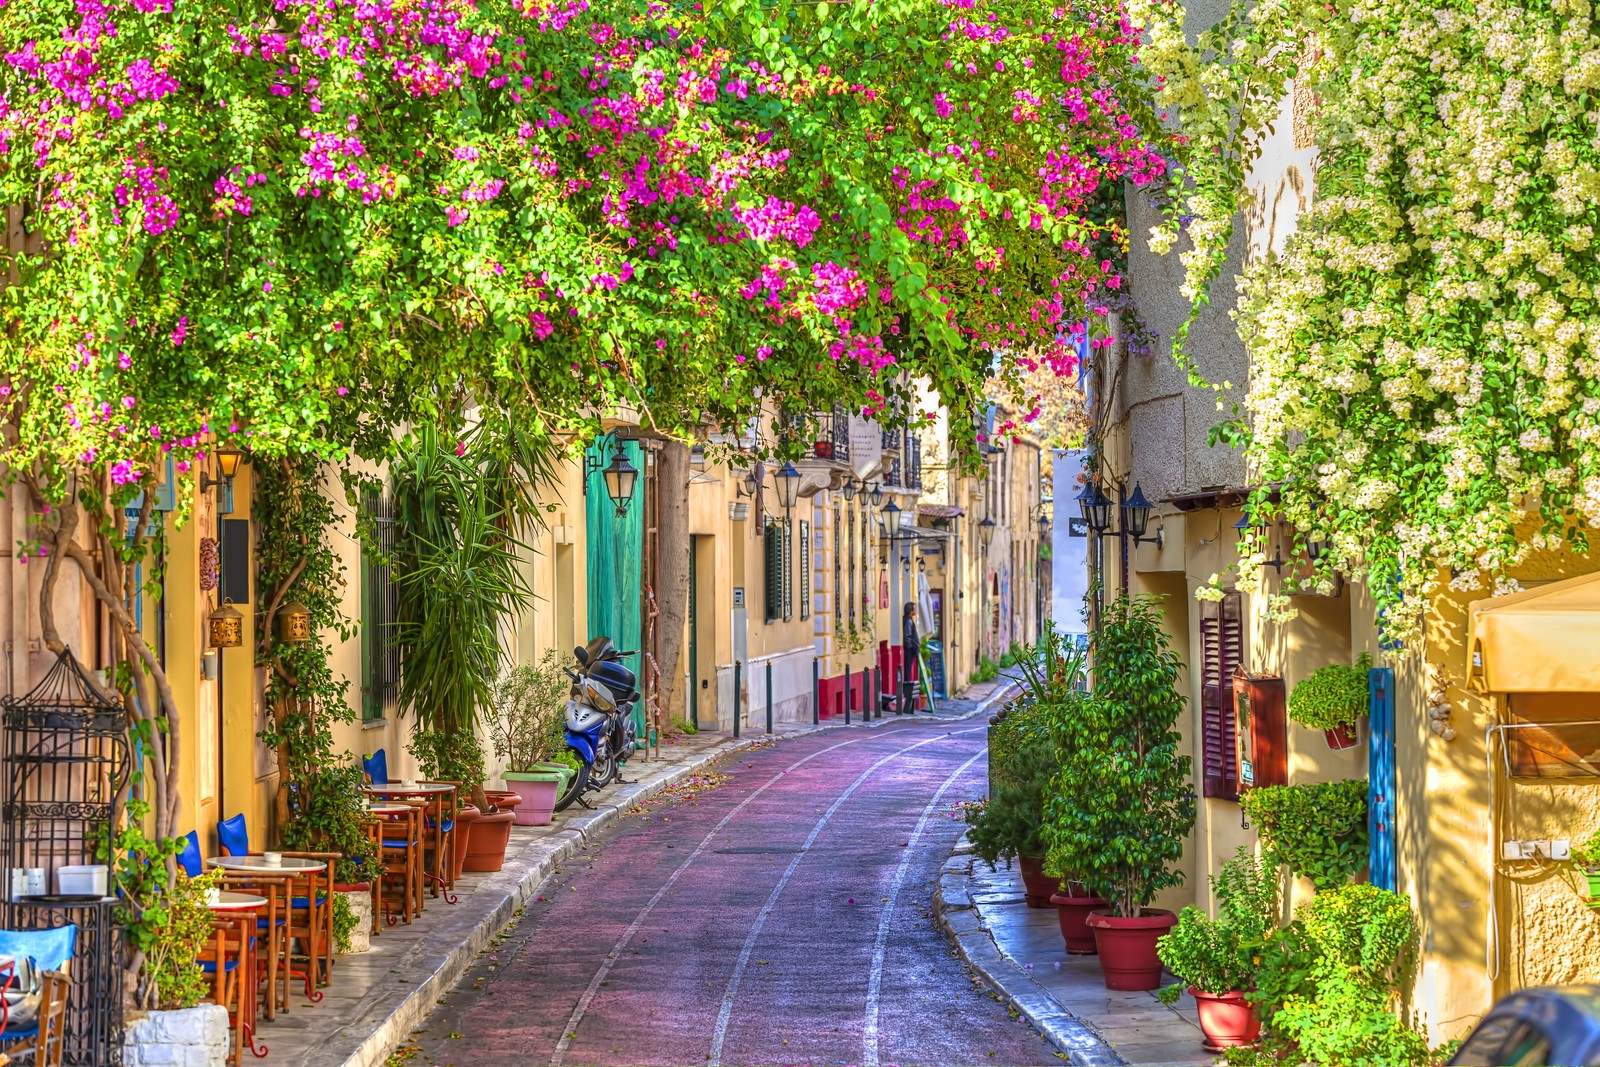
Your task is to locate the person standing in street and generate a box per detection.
[901,601,920,713]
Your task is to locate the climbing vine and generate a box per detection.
[1136,0,1600,641]
[254,451,373,880]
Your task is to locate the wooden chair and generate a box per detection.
[214,872,289,1020]
[0,970,69,1067]
[281,851,338,993]
[201,916,252,1066]
[420,782,461,897]
[373,804,425,925]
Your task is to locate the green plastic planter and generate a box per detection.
[1585,867,1600,905]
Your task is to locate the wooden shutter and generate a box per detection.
[782,520,794,621]
[765,522,781,623]
[800,520,811,620]
[1200,592,1245,800]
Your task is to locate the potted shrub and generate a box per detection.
[1570,831,1600,904]
[1240,779,1367,890]
[1288,653,1371,749]
[1156,847,1278,1050]
[489,650,574,826]
[1042,595,1196,990]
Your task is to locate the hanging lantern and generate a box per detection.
[278,600,313,645]
[208,600,243,649]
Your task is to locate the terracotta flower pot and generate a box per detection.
[450,805,482,882]
[1050,891,1107,954]
[1324,722,1360,749]
[1017,854,1060,908]
[462,809,516,873]
[1190,988,1261,1051]
[1086,908,1177,990]
[503,771,562,826]
[483,790,525,813]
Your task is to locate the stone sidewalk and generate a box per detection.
[257,679,1018,1067]
[936,842,1213,1067]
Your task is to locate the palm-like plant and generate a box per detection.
[389,422,538,811]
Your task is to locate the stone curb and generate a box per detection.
[934,840,1127,1066]
[342,681,1022,1067]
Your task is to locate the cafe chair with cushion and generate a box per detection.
[199,916,257,1066]
[178,830,204,878]
[362,749,388,786]
[0,925,76,1067]
[217,814,251,858]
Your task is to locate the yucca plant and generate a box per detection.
[389,421,541,811]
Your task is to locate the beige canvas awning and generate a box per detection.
[1468,571,1600,692]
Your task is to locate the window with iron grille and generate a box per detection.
[1200,592,1245,800]
[847,507,857,626]
[834,508,844,629]
[361,488,400,722]
[800,520,811,620]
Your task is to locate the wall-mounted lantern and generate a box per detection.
[208,599,243,649]
[278,600,313,645]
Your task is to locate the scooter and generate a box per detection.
[554,638,639,812]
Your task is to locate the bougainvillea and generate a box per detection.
[1,0,1173,486]
[1137,0,1600,640]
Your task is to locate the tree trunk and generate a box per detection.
[652,440,692,728]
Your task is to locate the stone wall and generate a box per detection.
[123,1005,230,1067]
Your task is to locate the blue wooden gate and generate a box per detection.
[1369,667,1397,891]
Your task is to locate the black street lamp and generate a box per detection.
[773,462,802,512]
[841,478,858,502]
[977,516,997,553]
[583,435,640,515]
[1235,507,1285,571]
[1079,479,1162,595]
[881,499,902,539]
[868,481,884,507]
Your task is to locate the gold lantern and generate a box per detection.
[278,600,312,644]
[208,599,243,649]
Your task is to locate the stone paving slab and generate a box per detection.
[934,843,1214,1067]
[252,684,1017,1067]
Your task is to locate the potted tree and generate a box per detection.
[489,650,573,826]
[1156,847,1278,1050]
[390,424,540,874]
[1288,653,1370,749]
[1042,595,1196,990]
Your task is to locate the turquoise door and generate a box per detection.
[585,438,645,736]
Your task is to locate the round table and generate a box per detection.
[207,856,327,874]
[364,802,412,815]
[208,891,268,911]
[361,783,455,795]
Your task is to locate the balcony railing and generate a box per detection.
[880,427,901,452]
[808,405,851,464]
[882,455,902,487]
[905,436,922,491]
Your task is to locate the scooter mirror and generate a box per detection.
[574,645,589,665]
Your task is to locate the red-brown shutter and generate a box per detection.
[1200,592,1245,800]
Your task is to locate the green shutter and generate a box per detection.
[586,437,644,686]
[765,522,781,623]
[800,520,811,620]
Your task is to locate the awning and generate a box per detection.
[917,503,964,520]
[1468,571,1600,692]
[901,523,952,541]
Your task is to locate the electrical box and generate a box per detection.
[1233,669,1288,792]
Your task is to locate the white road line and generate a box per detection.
[706,727,984,1067]
[862,749,985,1066]
[549,722,953,1066]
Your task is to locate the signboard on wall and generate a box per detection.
[849,415,884,480]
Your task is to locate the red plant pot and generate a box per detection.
[1050,891,1107,954]
[1086,909,1177,990]
[1324,722,1360,749]
[450,805,482,881]
[1190,988,1261,1051]
[462,810,516,873]
[1017,855,1060,908]
[483,790,525,813]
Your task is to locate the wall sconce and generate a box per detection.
[208,599,243,648]
[978,517,997,553]
[583,433,640,515]
[278,600,313,644]
[200,448,245,513]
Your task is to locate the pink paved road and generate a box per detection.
[402,717,1057,1067]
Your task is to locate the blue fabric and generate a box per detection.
[381,839,418,849]
[177,831,203,878]
[289,896,328,909]
[363,749,388,785]
[0,925,76,972]
[217,814,249,857]
[198,959,238,974]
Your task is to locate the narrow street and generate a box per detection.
[400,717,1056,1067]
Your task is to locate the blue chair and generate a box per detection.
[177,831,203,878]
[217,814,249,857]
[363,749,389,785]
[0,923,76,1056]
